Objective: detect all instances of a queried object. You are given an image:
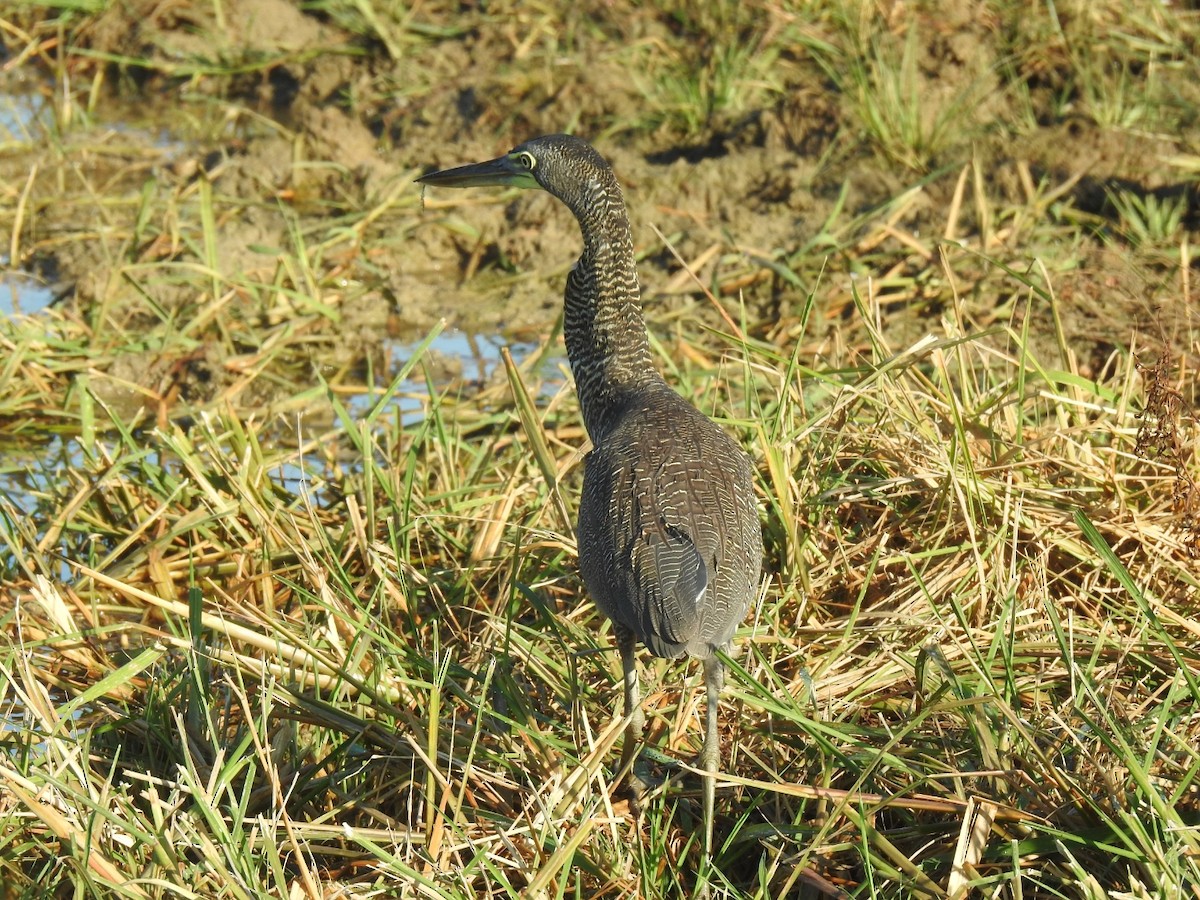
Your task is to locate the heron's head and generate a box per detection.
[416,134,615,214]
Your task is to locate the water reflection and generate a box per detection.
[0,265,55,316]
[1,84,56,316]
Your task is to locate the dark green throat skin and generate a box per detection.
[418,134,762,874]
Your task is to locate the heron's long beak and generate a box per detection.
[416,154,537,189]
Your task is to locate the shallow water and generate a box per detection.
[0,265,55,315]
[0,326,568,581]
[1,86,56,315]
[0,75,570,569]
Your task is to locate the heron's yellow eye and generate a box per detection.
[515,151,536,171]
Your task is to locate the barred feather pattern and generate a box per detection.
[527,135,762,662]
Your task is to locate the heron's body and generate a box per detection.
[579,385,759,660]
[417,134,762,872]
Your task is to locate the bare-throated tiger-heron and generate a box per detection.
[417,134,762,864]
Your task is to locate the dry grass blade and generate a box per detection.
[2,0,1200,896]
[1,771,149,898]
[947,796,998,899]
[500,345,574,535]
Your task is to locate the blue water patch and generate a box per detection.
[0,83,54,315]
[0,82,52,141]
[0,434,85,582]
[0,434,81,520]
[0,324,570,579]
[0,267,55,316]
[344,328,568,421]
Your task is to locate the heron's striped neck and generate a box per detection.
[561,175,663,441]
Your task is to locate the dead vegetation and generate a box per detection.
[1,1,1199,898]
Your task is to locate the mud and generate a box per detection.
[3,0,1198,411]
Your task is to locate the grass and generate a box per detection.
[2,0,1200,897]
[821,22,987,173]
[6,295,1199,898]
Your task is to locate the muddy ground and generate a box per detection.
[3,0,1199,412]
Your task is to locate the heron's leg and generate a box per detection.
[701,654,724,864]
[615,625,645,795]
